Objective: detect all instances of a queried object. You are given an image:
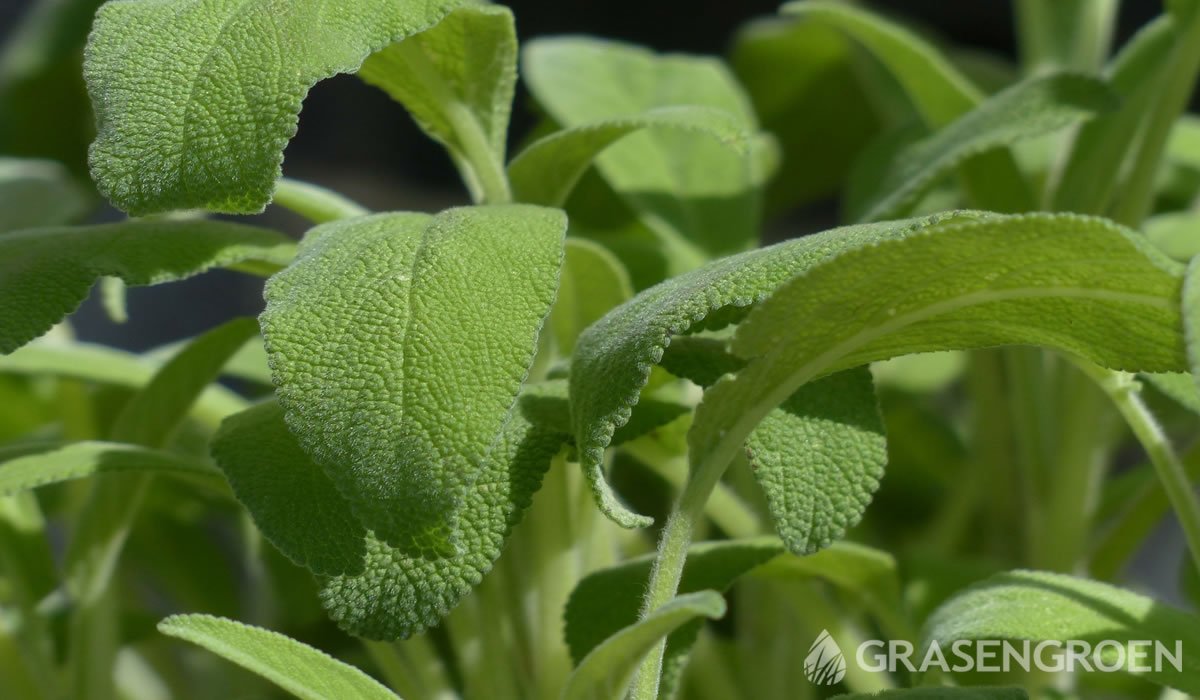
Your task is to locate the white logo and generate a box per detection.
[804,629,847,685]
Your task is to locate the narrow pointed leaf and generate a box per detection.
[508,106,748,208]
[0,442,220,497]
[925,570,1200,693]
[570,212,983,528]
[0,158,89,233]
[745,367,886,554]
[691,214,1187,504]
[85,0,459,214]
[358,4,516,202]
[561,591,725,700]
[262,207,565,556]
[523,37,762,258]
[157,615,399,700]
[858,73,1117,223]
[0,221,294,354]
[110,318,259,447]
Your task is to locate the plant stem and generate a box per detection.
[1077,363,1200,578]
[272,178,369,223]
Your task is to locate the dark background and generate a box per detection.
[0,0,1172,348]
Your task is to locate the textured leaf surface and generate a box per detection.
[0,221,293,354]
[561,591,725,700]
[925,570,1200,693]
[213,401,367,577]
[1186,258,1200,395]
[548,239,634,355]
[523,37,762,258]
[158,614,398,700]
[262,207,565,556]
[857,73,1116,222]
[215,392,566,638]
[110,318,259,447]
[0,158,89,232]
[321,409,565,639]
[518,380,688,448]
[85,0,458,214]
[0,442,220,497]
[745,368,886,554]
[358,3,515,202]
[691,214,1187,502]
[508,106,748,208]
[570,212,981,528]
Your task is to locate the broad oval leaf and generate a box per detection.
[358,3,516,202]
[157,614,399,700]
[690,214,1187,502]
[508,106,749,208]
[570,212,982,528]
[561,590,726,700]
[0,220,294,354]
[0,442,220,497]
[857,73,1117,223]
[523,37,763,259]
[262,206,565,557]
[85,0,459,214]
[925,570,1200,693]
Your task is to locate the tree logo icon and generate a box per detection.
[804,629,847,685]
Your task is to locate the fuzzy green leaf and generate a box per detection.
[548,239,634,355]
[561,591,725,700]
[523,37,762,259]
[0,158,89,232]
[518,380,688,448]
[158,614,399,700]
[84,0,459,214]
[570,212,982,528]
[0,220,293,354]
[925,570,1200,693]
[0,442,220,497]
[262,206,564,557]
[508,106,748,208]
[321,409,565,639]
[834,690,1027,700]
[691,214,1187,508]
[358,3,515,202]
[1185,258,1200,394]
[745,367,886,554]
[857,73,1117,223]
[213,401,367,577]
[110,318,259,447]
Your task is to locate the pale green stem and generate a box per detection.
[272,178,369,223]
[1077,364,1200,579]
[364,637,456,700]
[1015,0,1117,75]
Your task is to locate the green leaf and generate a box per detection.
[84,0,458,215]
[1145,212,1200,263]
[321,408,564,639]
[729,15,880,211]
[856,73,1117,223]
[690,214,1187,506]
[358,3,515,203]
[752,540,902,616]
[508,106,749,208]
[110,318,259,447]
[0,158,90,232]
[523,37,762,260]
[561,591,725,700]
[0,220,294,354]
[216,387,567,638]
[834,689,1027,700]
[658,336,746,388]
[0,442,220,497]
[548,239,634,355]
[1015,0,1116,75]
[925,570,1200,693]
[782,0,1032,213]
[569,212,983,528]
[566,537,783,665]
[262,206,565,556]
[1186,257,1200,394]
[518,380,688,448]
[745,367,886,554]
[157,614,399,700]
[212,401,367,577]
[1144,372,1200,415]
